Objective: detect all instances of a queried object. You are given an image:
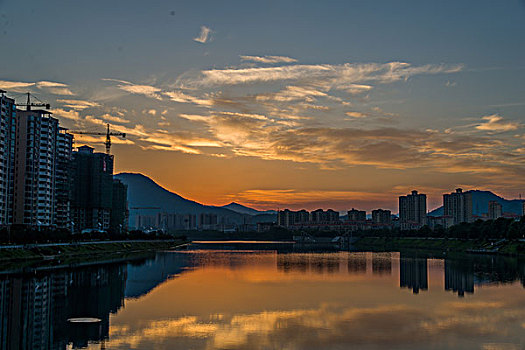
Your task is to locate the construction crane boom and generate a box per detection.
[69,124,126,154]
[15,92,50,111]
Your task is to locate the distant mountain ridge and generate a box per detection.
[115,173,276,227]
[428,190,524,217]
[221,202,276,215]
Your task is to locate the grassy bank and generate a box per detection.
[0,240,186,263]
[353,237,525,255]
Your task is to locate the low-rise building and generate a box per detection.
[427,215,454,230]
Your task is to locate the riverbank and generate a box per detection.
[352,237,525,256]
[0,239,187,267]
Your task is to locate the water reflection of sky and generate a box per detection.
[96,250,525,350]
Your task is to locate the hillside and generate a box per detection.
[115,173,277,227]
[428,190,524,217]
[222,202,276,215]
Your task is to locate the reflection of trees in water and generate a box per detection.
[347,253,367,274]
[277,254,342,274]
[399,254,428,294]
[471,256,525,285]
[0,263,127,349]
[372,253,392,275]
[444,255,525,297]
[186,250,274,270]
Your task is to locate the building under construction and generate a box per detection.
[70,146,128,233]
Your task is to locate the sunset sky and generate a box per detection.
[1,0,524,212]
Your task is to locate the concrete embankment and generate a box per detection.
[352,237,525,256]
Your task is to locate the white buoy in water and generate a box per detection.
[67,318,101,323]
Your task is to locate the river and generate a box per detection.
[1,241,524,349]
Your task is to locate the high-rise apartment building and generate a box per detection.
[55,129,74,229]
[110,179,128,232]
[443,188,473,225]
[399,190,427,226]
[310,209,339,223]
[296,210,309,224]
[277,209,294,227]
[0,91,16,226]
[488,201,503,220]
[372,209,391,224]
[13,110,64,226]
[347,208,366,222]
[326,209,340,222]
[310,209,327,223]
[71,146,115,232]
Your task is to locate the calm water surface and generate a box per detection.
[1,242,525,349]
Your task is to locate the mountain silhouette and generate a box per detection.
[428,190,524,217]
[222,202,276,215]
[115,173,276,227]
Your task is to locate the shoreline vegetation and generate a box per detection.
[0,239,187,273]
[0,216,523,270]
[351,237,525,256]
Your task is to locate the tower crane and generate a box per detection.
[15,92,50,111]
[69,124,126,154]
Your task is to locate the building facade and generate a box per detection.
[372,209,391,224]
[70,146,114,232]
[399,190,427,226]
[488,201,503,220]
[199,213,218,229]
[443,188,473,225]
[13,110,62,227]
[347,208,366,222]
[54,129,74,229]
[0,92,16,226]
[136,212,196,232]
[110,179,128,233]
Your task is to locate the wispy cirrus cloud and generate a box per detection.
[341,84,373,94]
[102,78,163,100]
[193,25,212,43]
[255,85,327,102]
[117,83,162,100]
[50,108,82,121]
[164,90,214,106]
[0,79,74,95]
[475,114,521,132]
[345,111,368,118]
[178,62,463,87]
[240,55,298,64]
[0,79,35,90]
[56,99,100,110]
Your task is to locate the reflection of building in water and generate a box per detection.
[0,263,127,349]
[444,259,474,297]
[0,276,55,349]
[372,253,392,275]
[399,256,428,294]
[125,253,192,299]
[277,254,342,274]
[347,253,367,274]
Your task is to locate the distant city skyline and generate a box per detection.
[1,0,524,211]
